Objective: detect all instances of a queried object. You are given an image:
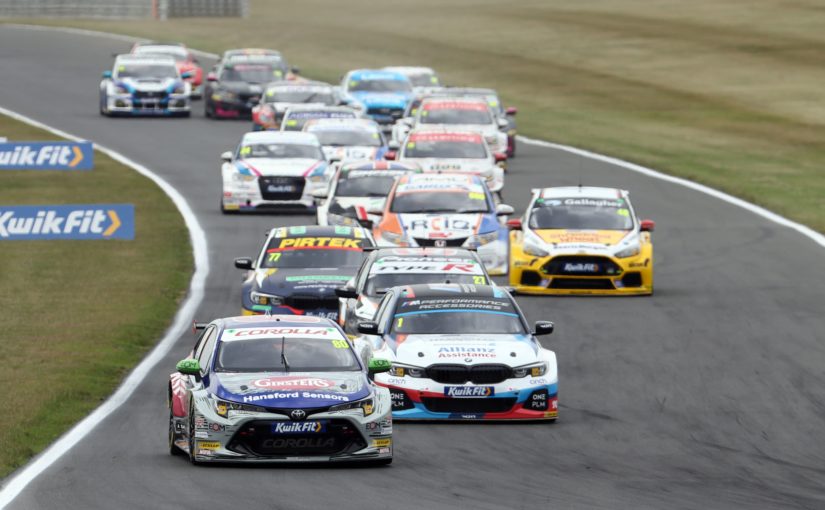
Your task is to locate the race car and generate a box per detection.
[315,160,421,227]
[388,87,446,144]
[381,66,441,92]
[204,55,286,119]
[99,54,191,117]
[280,105,361,132]
[220,131,330,212]
[439,87,518,157]
[509,186,655,295]
[371,173,513,275]
[339,70,413,129]
[392,97,508,155]
[131,41,204,98]
[388,129,505,195]
[234,225,374,320]
[216,48,296,79]
[303,118,388,164]
[168,314,393,464]
[252,81,340,131]
[336,248,492,335]
[357,283,557,421]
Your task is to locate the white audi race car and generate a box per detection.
[220,131,330,212]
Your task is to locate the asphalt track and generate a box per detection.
[2,25,825,510]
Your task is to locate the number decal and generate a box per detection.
[331,339,349,349]
[473,275,486,284]
[268,252,281,263]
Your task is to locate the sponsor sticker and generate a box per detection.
[0,204,134,240]
[271,421,326,434]
[252,376,336,390]
[0,141,93,170]
[444,386,495,398]
[196,441,220,451]
[371,438,392,448]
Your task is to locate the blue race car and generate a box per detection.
[100,54,191,117]
[339,69,413,129]
[234,225,374,320]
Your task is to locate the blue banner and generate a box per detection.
[0,204,134,240]
[0,141,94,170]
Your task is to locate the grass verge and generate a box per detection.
[9,0,825,232]
[0,114,191,477]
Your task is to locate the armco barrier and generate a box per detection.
[0,0,248,19]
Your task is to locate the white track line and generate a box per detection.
[517,136,825,249]
[0,107,209,508]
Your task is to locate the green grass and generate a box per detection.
[0,115,191,477]
[10,0,825,231]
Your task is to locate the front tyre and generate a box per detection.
[187,402,201,465]
[168,405,180,456]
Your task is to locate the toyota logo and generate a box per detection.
[290,409,307,421]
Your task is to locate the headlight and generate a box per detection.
[232,171,255,182]
[172,83,186,95]
[307,174,328,185]
[522,235,549,257]
[329,395,375,416]
[464,231,499,249]
[213,398,266,418]
[381,230,408,246]
[615,245,640,258]
[388,363,425,378]
[114,85,129,95]
[485,135,498,146]
[512,362,547,378]
[326,213,358,226]
[250,291,283,306]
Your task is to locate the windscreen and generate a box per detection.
[391,296,525,334]
[261,236,367,268]
[310,129,382,147]
[349,79,411,93]
[282,111,356,131]
[529,197,633,230]
[238,143,322,160]
[420,107,492,125]
[216,336,360,372]
[390,189,488,213]
[116,64,177,79]
[222,64,280,83]
[366,273,485,296]
[404,140,486,159]
[335,175,397,197]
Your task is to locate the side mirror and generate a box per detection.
[358,218,374,229]
[368,358,392,374]
[384,151,396,161]
[387,140,401,150]
[534,321,554,336]
[221,151,233,162]
[505,106,518,116]
[496,204,514,216]
[357,321,379,335]
[494,152,508,163]
[310,187,328,199]
[206,72,217,82]
[234,257,253,270]
[497,118,509,129]
[640,219,655,232]
[181,71,193,79]
[102,70,113,79]
[506,218,522,230]
[366,204,384,216]
[291,66,301,75]
[176,358,201,375]
[401,118,414,126]
[335,287,359,299]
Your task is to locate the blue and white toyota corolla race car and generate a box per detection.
[168,315,394,464]
[358,283,558,421]
[99,54,191,117]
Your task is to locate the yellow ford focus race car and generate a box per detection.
[509,186,654,295]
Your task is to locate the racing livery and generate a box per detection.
[336,248,492,335]
[390,129,505,194]
[168,315,393,464]
[131,41,204,98]
[382,66,441,92]
[252,81,340,131]
[235,225,374,320]
[359,284,557,420]
[99,54,191,116]
[372,173,513,275]
[304,118,388,164]
[315,160,421,227]
[220,131,329,212]
[509,186,655,295]
[340,70,413,128]
[280,105,360,132]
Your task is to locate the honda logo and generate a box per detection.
[434,239,446,247]
[290,409,307,421]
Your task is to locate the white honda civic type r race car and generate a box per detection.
[220,131,331,212]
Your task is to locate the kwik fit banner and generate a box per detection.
[0,141,94,170]
[0,204,134,240]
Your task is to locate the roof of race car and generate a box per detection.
[217,315,345,341]
[223,48,282,58]
[285,105,356,114]
[382,66,436,76]
[407,130,484,143]
[114,54,176,66]
[264,80,332,92]
[268,225,371,240]
[240,131,320,145]
[132,44,188,56]
[537,186,628,200]
[339,161,421,175]
[303,118,381,132]
[348,69,409,82]
[395,173,485,194]
[420,97,489,110]
[396,283,509,299]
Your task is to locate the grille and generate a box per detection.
[621,272,643,287]
[520,271,542,286]
[134,91,166,99]
[542,256,621,276]
[414,237,467,248]
[422,397,517,414]
[227,419,366,457]
[259,176,305,201]
[284,296,339,310]
[426,364,512,384]
[548,279,615,290]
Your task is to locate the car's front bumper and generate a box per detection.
[105,94,190,115]
[222,176,324,212]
